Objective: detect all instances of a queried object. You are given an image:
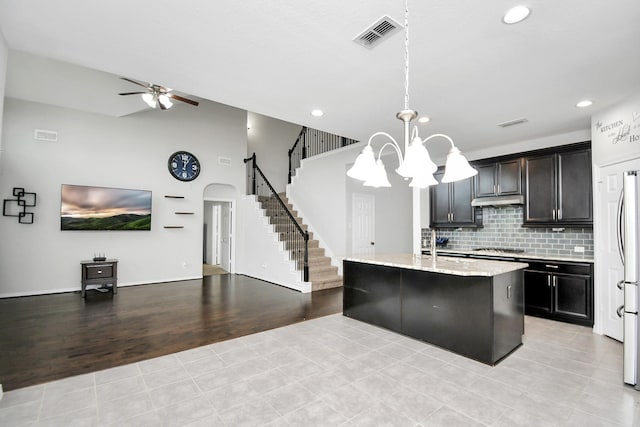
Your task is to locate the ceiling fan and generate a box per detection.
[118,77,199,110]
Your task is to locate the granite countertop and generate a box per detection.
[421,248,594,263]
[344,253,529,277]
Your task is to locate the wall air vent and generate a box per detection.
[34,129,58,142]
[497,118,529,128]
[353,15,402,48]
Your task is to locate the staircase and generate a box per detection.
[259,193,342,291]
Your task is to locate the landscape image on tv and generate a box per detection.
[61,184,152,231]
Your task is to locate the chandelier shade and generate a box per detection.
[441,146,479,183]
[363,159,392,188]
[346,145,377,181]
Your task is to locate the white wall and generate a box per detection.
[591,91,640,167]
[0,98,247,297]
[0,31,7,160]
[345,153,412,254]
[288,146,413,260]
[235,195,309,292]
[247,112,302,193]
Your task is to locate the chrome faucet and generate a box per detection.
[430,229,437,264]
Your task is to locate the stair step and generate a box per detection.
[311,277,343,291]
[273,223,308,232]
[284,239,319,249]
[308,266,338,279]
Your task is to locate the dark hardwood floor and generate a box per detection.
[0,274,343,392]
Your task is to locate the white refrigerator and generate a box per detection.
[622,170,640,387]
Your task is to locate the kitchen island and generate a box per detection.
[343,254,528,365]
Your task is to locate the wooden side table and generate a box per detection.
[81,259,118,298]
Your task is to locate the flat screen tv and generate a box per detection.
[61,184,152,231]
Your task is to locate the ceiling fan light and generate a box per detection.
[347,145,377,181]
[142,93,156,108]
[441,146,478,183]
[158,94,173,109]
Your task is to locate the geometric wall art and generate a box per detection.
[3,187,37,224]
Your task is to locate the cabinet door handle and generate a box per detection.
[552,209,556,220]
[497,184,500,194]
[97,270,102,274]
[547,276,551,287]
[552,277,556,288]
[507,284,512,299]
[617,305,625,318]
[493,184,497,194]
[545,264,559,269]
[618,280,625,290]
[557,208,561,220]
[450,213,454,222]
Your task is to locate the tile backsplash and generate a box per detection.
[422,206,594,258]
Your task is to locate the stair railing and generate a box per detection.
[245,153,309,282]
[288,127,359,184]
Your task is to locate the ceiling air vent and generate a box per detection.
[497,118,529,128]
[34,129,58,142]
[353,15,402,48]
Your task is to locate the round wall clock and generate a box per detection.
[168,151,201,181]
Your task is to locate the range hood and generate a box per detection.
[471,195,524,207]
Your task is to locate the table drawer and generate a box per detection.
[85,265,114,279]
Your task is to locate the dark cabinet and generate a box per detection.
[81,259,118,298]
[475,159,522,197]
[523,261,593,326]
[430,170,480,227]
[524,146,592,226]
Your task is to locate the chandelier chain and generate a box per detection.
[404,0,410,111]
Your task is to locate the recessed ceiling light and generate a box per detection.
[311,109,324,117]
[576,100,593,108]
[503,6,531,24]
[418,116,431,124]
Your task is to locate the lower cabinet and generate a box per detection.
[523,261,593,326]
[343,260,524,365]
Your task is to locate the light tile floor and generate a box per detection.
[0,314,638,426]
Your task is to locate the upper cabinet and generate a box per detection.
[524,144,592,227]
[475,159,522,198]
[430,169,481,228]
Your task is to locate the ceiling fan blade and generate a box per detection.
[118,91,146,96]
[120,77,149,88]
[169,94,199,106]
[158,100,167,110]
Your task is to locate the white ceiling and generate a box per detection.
[1,0,639,160]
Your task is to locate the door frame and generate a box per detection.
[203,198,236,274]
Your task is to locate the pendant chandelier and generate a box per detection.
[347,0,477,188]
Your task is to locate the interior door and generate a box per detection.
[220,203,232,272]
[352,193,375,256]
[598,159,640,341]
